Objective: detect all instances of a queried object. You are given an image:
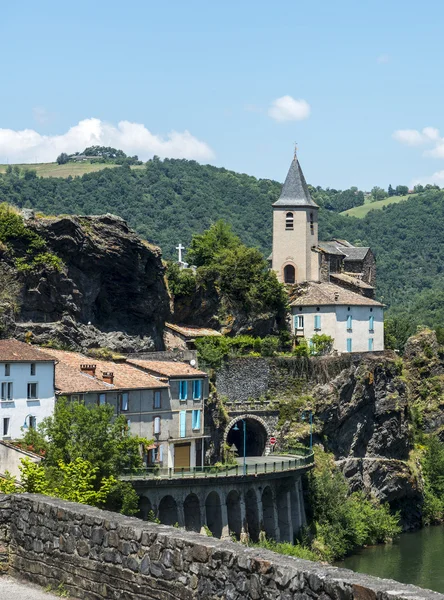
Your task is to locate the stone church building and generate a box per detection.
[269,154,384,353]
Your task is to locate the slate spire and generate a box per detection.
[273,153,319,208]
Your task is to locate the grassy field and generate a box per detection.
[0,162,144,178]
[341,194,414,218]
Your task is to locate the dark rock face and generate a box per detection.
[11,213,170,351]
[314,361,410,460]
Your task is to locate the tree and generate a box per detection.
[20,398,149,514]
[370,186,388,201]
[395,185,409,196]
[56,153,69,165]
[388,184,395,197]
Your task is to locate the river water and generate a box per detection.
[336,526,444,593]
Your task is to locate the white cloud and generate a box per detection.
[411,170,444,187]
[0,118,215,164]
[392,126,441,147]
[377,54,390,64]
[268,95,311,122]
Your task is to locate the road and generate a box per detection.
[0,577,65,599]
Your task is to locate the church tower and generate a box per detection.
[272,152,320,284]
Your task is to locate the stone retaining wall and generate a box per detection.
[0,493,442,600]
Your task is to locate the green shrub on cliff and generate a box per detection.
[421,435,444,525]
[0,203,63,273]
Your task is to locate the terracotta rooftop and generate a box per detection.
[165,323,222,338]
[330,273,374,290]
[289,282,383,307]
[40,348,168,393]
[127,359,207,378]
[0,339,55,362]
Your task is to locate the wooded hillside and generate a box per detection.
[0,158,442,327]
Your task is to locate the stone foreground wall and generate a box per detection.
[0,493,443,600]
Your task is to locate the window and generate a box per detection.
[314,315,321,331]
[98,393,106,406]
[284,264,295,284]
[119,392,129,411]
[369,316,375,332]
[346,338,352,353]
[30,363,36,376]
[153,416,161,435]
[2,418,10,437]
[27,383,37,399]
[193,380,202,400]
[179,380,188,401]
[29,416,36,430]
[4,364,10,377]
[296,315,304,329]
[310,212,314,234]
[1,382,13,400]
[71,394,84,403]
[368,338,374,351]
[192,409,201,431]
[179,411,186,438]
[285,212,294,230]
[154,390,161,409]
[346,315,353,331]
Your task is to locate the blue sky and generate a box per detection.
[1,0,444,189]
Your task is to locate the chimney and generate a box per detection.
[102,371,114,385]
[80,364,96,376]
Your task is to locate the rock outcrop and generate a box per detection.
[2,212,170,351]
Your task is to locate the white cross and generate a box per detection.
[176,243,185,263]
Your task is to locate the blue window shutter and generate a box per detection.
[347,315,352,329]
[368,338,374,351]
[192,410,197,429]
[180,411,186,438]
[196,410,201,430]
[314,315,321,330]
[293,315,298,329]
[180,381,188,400]
[159,444,164,462]
[347,338,352,352]
[369,316,374,331]
[193,380,201,399]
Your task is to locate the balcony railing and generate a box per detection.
[120,452,314,481]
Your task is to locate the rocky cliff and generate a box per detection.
[0,210,170,351]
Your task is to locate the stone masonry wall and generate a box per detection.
[1,493,443,600]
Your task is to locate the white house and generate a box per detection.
[0,339,56,440]
[270,152,384,353]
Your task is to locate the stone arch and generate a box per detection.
[158,495,178,526]
[184,493,201,532]
[138,496,152,521]
[282,261,298,285]
[224,414,271,457]
[226,490,242,539]
[205,491,222,538]
[245,489,260,542]
[261,486,277,540]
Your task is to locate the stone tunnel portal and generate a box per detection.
[226,417,268,457]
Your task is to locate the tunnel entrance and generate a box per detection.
[226,417,268,457]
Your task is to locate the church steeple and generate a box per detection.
[271,152,320,284]
[273,154,318,208]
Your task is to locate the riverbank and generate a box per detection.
[336,525,444,594]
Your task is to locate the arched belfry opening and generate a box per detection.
[226,417,268,457]
[284,264,296,284]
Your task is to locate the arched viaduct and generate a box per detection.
[132,467,309,543]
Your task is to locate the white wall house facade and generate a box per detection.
[0,340,56,441]
[291,303,384,353]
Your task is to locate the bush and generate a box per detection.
[260,336,279,357]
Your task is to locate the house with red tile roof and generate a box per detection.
[126,358,209,471]
[0,339,56,440]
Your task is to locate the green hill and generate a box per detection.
[0,158,443,328]
[341,194,414,218]
[0,162,143,178]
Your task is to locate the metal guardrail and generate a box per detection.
[121,452,314,481]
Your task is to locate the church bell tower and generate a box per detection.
[271,152,320,284]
